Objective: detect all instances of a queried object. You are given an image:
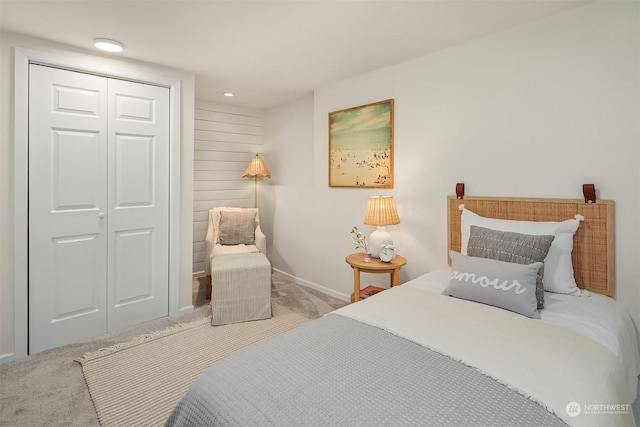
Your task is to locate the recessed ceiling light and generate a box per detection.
[223,92,235,97]
[94,38,124,53]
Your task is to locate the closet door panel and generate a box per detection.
[28,65,108,353]
[113,228,154,304]
[114,134,154,207]
[107,79,170,331]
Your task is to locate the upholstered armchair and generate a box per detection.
[204,207,267,293]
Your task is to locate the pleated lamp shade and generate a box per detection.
[242,154,271,179]
[242,154,271,208]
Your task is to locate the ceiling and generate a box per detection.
[0,0,590,110]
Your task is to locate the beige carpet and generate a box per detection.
[75,304,308,427]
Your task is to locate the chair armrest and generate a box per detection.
[255,224,267,255]
[204,210,216,276]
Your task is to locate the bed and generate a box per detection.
[166,195,640,427]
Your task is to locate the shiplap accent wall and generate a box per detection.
[193,100,264,274]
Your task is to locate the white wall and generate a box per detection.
[264,1,640,329]
[0,31,195,362]
[192,100,264,274]
[262,93,342,294]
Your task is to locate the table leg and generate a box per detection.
[391,268,399,287]
[353,267,361,301]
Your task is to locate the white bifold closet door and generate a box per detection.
[28,64,170,353]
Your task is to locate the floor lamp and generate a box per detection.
[242,154,271,208]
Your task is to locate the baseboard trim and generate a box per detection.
[196,266,350,303]
[0,352,15,365]
[272,268,350,302]
[177,305,194,317]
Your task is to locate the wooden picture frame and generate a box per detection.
[329,99,394,188]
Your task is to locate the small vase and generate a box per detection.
[363,252,372,262]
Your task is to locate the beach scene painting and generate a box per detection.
[329,99,394,188]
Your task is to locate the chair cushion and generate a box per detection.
[211,252,271,270]
[218,210,256,245]
[211,244,259,259]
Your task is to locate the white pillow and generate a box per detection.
[460,206,584,295]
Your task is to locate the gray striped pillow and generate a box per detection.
[467,226,554,309]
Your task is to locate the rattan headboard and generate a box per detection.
[447,196,615,296]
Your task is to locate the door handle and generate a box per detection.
[98,212,105,219]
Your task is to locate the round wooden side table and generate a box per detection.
[345,252,407,302]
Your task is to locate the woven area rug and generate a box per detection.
[76,304,308,427]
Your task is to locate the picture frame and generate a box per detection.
[329,99,394,188]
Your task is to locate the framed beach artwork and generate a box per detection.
[329,99,394,188]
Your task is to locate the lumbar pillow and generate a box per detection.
[467,225,554,309]
[460,206,583,295]
[218,210,256,245]
[444,251,542,319]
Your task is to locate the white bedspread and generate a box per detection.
[408,268,640,402]
[335,284,635,427]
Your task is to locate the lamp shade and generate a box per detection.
[364,196,400,226]
[242,154,271,179]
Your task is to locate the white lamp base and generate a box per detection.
[369,227,392,258]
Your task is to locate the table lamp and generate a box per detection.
[364,195,400,258]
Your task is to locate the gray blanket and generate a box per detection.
[166,314,568,426]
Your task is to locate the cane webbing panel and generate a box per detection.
[447,196,614,296]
